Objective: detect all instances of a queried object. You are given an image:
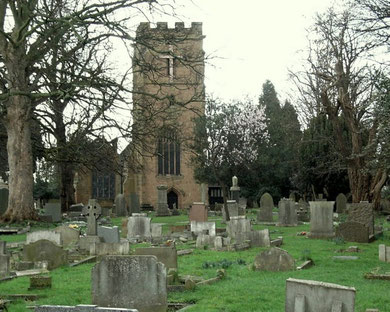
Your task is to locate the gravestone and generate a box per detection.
[97,226,120,243]
[346,202,374,236]
[222,200,240,221]
[114,193,127,217]
[278,199,297,226]
[308,201,335,238]
[190,221,216,236]
[90,241,130,256]
[92,255,167,312]
[285,278,355,312]
[201,183,207,203]
[196,234,216,248]
[236,229,270,247]
[54,225,80,247]
[189,202,208,222]
[156,185,170,216]
[336,193,347,213]
[134,246,177,271]
[129,192,140,215]
[26,230,62,246]
[23,240,68,270]
[336,221,369,243]
[257,192,274,222]
[127,214,151,241]
[0,187,9,216]
[151,223,163,238]
[254,247,295,271]
[297,199,310,222]
[230,176,240,202]
[226,216,251,239]
[83,199,102,236]
[0,240,9,278]
[379,244,390,263]
[42,203,62,222]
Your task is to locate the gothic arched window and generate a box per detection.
[157,131,180,175]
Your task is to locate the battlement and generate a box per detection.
[137,22,203,36]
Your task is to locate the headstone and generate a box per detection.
[379,244,390,263]
[78,235,101,251]
[226,216,251,239]
[200,183,207,203]
[114,194,127,217]
[308,201,335,238]
[134,246,177,271]
[83,199,102,236]
[196,234,216,248]
[236,229,270,247]
[26,230,62,246]
[346,202,374,236]
[54,225,80,247]
[97,226,120,243]
[92,255,167,312]
[127,214,151,241]
[23,240,68,270]
[151,223,163,238]
[0,187,9,216]
[156,185,170,216]
[89,241,130,256]
[189,202,208,222]
[278,199,297,226]
[129,192,140,215]
[297,200,310,222]
[42,203,62,222]
[289,192,296,202]
[336,193,347,213]
[230,176,240,202]
[190,221,216,236]
[336,221,369,243]
[257,192,274,222]
[29,275,52,290]
[0,240,9,277]
[222,200,240,221]
[285,278,355,312]
[69,203,84,212]
[34,305,138,312]
[254,247,295,271]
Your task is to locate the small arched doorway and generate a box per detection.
[167,190,179,209]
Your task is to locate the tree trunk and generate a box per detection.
[370,168,387,211]
[347,163,370,203]
[59,162,75,212]
[221,182,230,221]
[3,96,36,221]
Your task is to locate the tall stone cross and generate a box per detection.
[84,199,102,236]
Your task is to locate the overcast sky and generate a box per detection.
[144,0,336,103]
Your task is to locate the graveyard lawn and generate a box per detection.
[0,211,388,311]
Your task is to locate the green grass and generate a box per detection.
[0,214,389,311]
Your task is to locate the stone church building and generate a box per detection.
[75,22,206,211]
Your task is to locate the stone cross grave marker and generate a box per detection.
[83,199,102,236]
[230,176,240,202]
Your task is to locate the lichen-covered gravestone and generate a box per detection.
[83,199,102,236]
[254,247,295,271]
[308,201,335,239]
[257,192,274,222]
[0,241,9,277]
[336,221,369,243]
[23,240,68,270]
[127,213,152,241]
[134,246,177,271]
[92,255,167,312]
[278,199,297,226]
[336,193,347,213]
[114,193,127,217]
[346,202,374,237]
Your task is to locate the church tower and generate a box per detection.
[128,22,205,210]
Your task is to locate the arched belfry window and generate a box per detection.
[157,130,180,175]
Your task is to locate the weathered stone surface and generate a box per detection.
[278,199,297,226]
[23,240,68,270]
[336,193,347,213]
[189,202,208,222]
[54,226,80,247]
[151,223,163,238]
[336,221,369,243]
[83,199,102,236]
[26,230,62,246]
[333,256,359,260]
[97,226,120,244]
[129,192,140,215]
[127,215,151,241]
[308,201,335,238]
[347,202,374,236]
[0,254,9,277]
[29,275,52,289]
[257,192,274,222]
[134,246,177,271]
[379,244,390,263]
[114,193,128,217]
[92,255,167,312]
[42,203,62,222]
[196,234,215,249]
[254,247,295,271]
[14,261,34,271]
[285,278,355,312]
[34,305,138,311]
[190,221,216,236]
[156,185,170,216]
[226,216,251,239]
[236,229,270,247]
[78,235,101,251]
[89,241,130,256]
